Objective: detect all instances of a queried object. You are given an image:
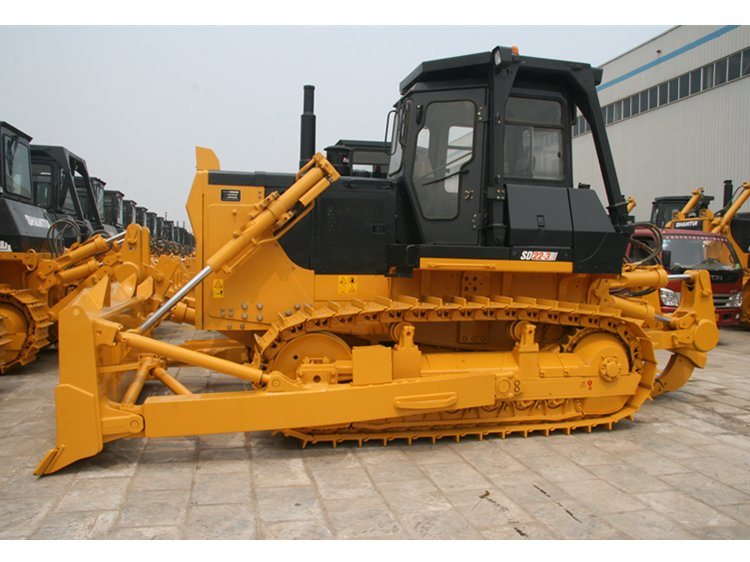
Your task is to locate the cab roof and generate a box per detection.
[399,46,603,95]
[0,121,32,141]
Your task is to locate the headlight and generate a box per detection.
[726,292,743,307]
[660,288,681,307]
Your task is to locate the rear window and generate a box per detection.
[504,97,564,181]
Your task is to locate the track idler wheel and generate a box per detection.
[0,303,31,373]
[568,332,634,415]
[268,332,352,384]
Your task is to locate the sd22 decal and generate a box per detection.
[519,250,559,261]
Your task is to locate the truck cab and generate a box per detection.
[629,226,743,325]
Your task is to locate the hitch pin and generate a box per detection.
[654,314,672,324]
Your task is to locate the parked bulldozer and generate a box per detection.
[0,222,183,374]
[35,47,719,475]
[1,121,185,373]
[665,181,750,324]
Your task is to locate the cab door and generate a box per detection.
[405,88,486,245]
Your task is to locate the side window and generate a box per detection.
[2,135,32,200]
[411,100,475,220]
[32,162,54,208]
[97,189,104,217]
[104,195,114,223]
[503,97,564,181]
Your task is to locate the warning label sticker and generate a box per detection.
[212,278,225,298]
[337,275,358,294]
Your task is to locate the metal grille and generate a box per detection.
[713,294,734,308]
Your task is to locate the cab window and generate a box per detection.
[411,100,475,220]
[32,162,54,208]
[2,135,32,200]
[388,102,409,176]
[503,97,564,181]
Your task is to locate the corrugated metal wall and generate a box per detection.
[572,26,750,221]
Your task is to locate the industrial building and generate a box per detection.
[572,25,750,220]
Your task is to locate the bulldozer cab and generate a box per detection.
[385,47,629,273]
[1,122,34,203]
[123,199,137,225]
[0,122,55,252]
[31,145,105,237]
[651,194,714,228]
[146,211,157,234]
[75,176,106,226]
[135,206,148,226]
[155,215,164,239]
[162,219,174,245]
[325,139,390,178]
[103,189,126,230]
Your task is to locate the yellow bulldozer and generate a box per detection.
[0,225,185,374]
[665,181,750,323]
[0,121,191,373]
[35,47,719,475]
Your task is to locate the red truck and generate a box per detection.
[629,228,743,325]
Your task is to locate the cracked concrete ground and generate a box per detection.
[1,323,749,539]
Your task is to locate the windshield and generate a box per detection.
[663,236,741,271]
[651,202,684,228]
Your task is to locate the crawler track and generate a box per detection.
[255,294,657,445]
[0,287,52,374]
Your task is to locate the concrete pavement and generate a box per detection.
[1,324,749,539]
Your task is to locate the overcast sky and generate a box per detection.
[1,26,670,226]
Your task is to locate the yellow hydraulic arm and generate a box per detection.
[138,152,339,334]
[711,181,750,234]
[35,152,340,475]
[665,188,704,228]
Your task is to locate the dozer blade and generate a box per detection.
[34,272,160,475]
[35,289,500,474]
[38,151,344,474]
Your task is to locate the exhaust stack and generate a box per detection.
[723,179,734,208]
[299,85,316,169]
